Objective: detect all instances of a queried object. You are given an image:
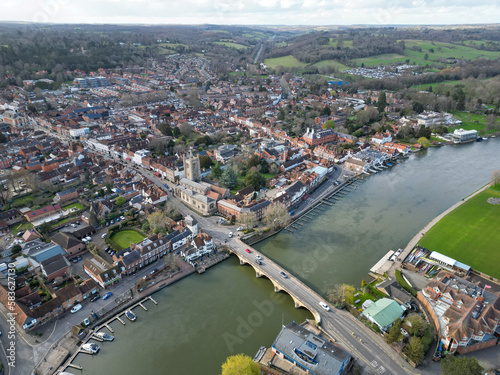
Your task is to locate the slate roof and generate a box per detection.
[51,232,82,250]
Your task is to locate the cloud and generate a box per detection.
[0,0,498,24]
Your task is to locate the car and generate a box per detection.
[256,260,263,265]
[400,328,409,336]
[106,222,110,226]
[77,255,82,261]
[105,246,110,251]
[319,302,330,311]
[150,270,156,275]
[83,318,90,327]
[111,220,114,224]
[72,258,78,263]
[110,251,115,256]
[90,294,100,302]
[245,248,251,254]
[71,224,76,228]
[494,370,500,375]
[228,232,233,238]
[116,218,120,222]
[17,231,24,237]
[85,236,92,242]
[76,221,80,225]
[101,233,107,239]
[256,255,262,260]
[237,226,243,231]
[120,216,125,220]
[280,271,288,278]
[71,304,82,313]
[103,292,113,300]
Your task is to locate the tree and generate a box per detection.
[199,155,213,170]
[220,168,238,189]
[263,202,290,230]
[0,133,7,143]
[211,162,223,179]
[158,123,173,137]
[239,212,258,230]
[38,222,52,237]
[386,319,402,344]
[115,196,126,207]
[403,336,425,365]
[417,137,430,148]
[172,127,181,138]
[324,120,335,129]
[221,354,260,375]
[491,170,500,185]
[377,92,387,113]
[148,211,167,233]
[245,170,266,191]
[405,313,425,336]
[327,284,356,304]
[412,101,424,114]
[247,154,261,169]
[11,244,22,255]
[0,184,12,206]
[441,356,483,375]
[179,122,193,137]
[269,163,280,175]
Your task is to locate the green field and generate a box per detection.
[213,41,248,50]
[110,229,146,250]
[352,53,408,67]
[404,40,499,62]
[11,221,33,235]
[63,202,84,211]
[411,80,464,90]
[418,187,500,279]
[311,59,350,72]
[264,55,308,69]
[450,111,500,134]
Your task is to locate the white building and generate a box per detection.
[451,129,478,144]
[69,127,89,138]
[133,149,152,165]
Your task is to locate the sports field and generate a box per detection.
[418,186,500,279]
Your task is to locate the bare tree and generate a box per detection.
[178,122,193,137]
[263,202,290,230]
[0,184,12,206]
[491,170,500,185]
[239,212,258,230]
[25,172,41,193]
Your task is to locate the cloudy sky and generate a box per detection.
[1,0,499,25]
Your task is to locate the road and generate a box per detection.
[254,43,264,64]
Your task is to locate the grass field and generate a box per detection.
[11,222,33,235]
[264,55,308,69]
[411,80,464,90]
[110,229,146,250]
[352,53,408,67]
[213,41,248,50]
[63,202,84,211]
[403,40,500,62]
[418,187,500,279]
[450,111,500,135]
[311,59,350,71]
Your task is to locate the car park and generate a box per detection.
[103,292,113,300]
[71,304,82,313]
[319,302,330,311]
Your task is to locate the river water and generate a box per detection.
[69,139,500,375]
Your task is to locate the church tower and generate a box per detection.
[183,148,201,182]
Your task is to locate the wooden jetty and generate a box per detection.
[139,303,148,311]
[149,296,158,305]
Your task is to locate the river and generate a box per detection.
[68,138,500,375]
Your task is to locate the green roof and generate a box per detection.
[363,298,404,328]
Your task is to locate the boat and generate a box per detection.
[94,331,114,341]
[81,343,100,354]
[125,310,137,321]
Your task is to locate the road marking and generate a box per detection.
[371,360,378,367]
[378,366,386,374]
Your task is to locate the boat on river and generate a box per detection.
[94,331,114,341]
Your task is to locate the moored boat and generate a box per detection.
[81,343,100,354]
[94,331,114,341]
[125,310,137,321]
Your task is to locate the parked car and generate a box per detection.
[85,236,92,242]
[71,304,82,313]
[83,318,90,327]
[116,218,120,222]
[90,294,100,302]
[101,233,107,239]
[237,226,243,231]
[72,258,78,263]
[111,220,114,224]
[120,216,125,220]
[103,292,113,300]
[228,232,233,238]
[106,222,110,226]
